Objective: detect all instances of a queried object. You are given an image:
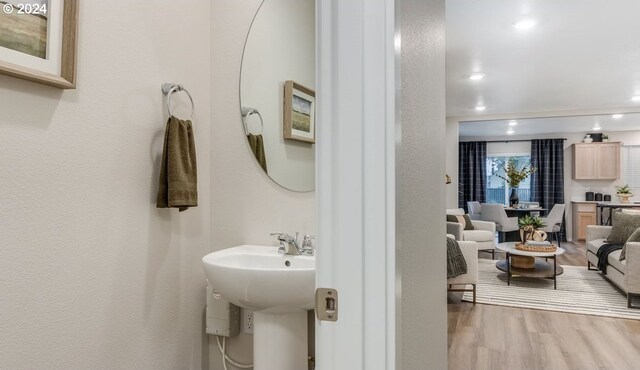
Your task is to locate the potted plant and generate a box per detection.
[616,184,633,203]
[602,134,609,142]
[497,159,537,207]
[518,215,547,242]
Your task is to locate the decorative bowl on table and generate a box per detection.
[515,242,557,253]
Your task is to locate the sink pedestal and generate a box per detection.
[253,311,308,370]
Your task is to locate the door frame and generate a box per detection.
[315,0,397,369]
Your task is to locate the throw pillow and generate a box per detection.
[620,227,640,261]
[607,211,640,244]
[622,209,640,216]
[446,214,475,230]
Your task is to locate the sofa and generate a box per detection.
[447,238,478,304]
[446,208,497,258]
[586,225,640,308]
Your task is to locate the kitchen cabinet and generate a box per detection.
[573,142,620,180]
[572,202,597,241]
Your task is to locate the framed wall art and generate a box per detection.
[0,0,78,89]
[283,80,315,143]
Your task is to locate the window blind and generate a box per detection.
[623,145,640,189]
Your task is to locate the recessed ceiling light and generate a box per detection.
[592,126,602,131]
[469,73,485,81]
[507,129,515,135]
[475,105,486,111]
[513,19,536,30]
[612,114,624,119]
[508,120,518,126]
[632,96,640,102]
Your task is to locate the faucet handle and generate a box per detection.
[301,234,316,252]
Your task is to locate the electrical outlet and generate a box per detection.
[243,309,254,334]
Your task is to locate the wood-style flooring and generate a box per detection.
[448,241,640,370]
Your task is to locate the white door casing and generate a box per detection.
[315,0,396,369]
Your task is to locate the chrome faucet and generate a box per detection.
[271,232,315,256]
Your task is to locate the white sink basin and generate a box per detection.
[202,245,315,313]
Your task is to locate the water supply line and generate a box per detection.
[216,336,253,369]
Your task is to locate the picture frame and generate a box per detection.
[283,80,315,143]
[0,0,78,89]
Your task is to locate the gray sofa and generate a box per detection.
[586,225,640,308]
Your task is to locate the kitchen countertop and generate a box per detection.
[571,200,640,206]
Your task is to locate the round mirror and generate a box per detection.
[240,0,316,192]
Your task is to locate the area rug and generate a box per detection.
[461,259,640,320]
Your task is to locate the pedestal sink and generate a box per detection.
[202,245,315,370]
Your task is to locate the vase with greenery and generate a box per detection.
[496,159,537,207]
[616,184,633,204]
[518,215,547,242]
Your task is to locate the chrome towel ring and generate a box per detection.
[162,82,194,120]
[241,106,264,135]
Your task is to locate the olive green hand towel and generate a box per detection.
[247,133,267,173]
[156,116,198,212]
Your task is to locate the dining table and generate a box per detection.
[504,207,548,218]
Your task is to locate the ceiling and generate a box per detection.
[446,0,640,119]
[459,113,640,137]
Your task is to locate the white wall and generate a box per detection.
[0,1,211,369]
[241,0,315,192]
[460,130,640,240]
[399,0,448,368]
[445,118,459,208]
[210,1,316,368]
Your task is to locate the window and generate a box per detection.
[623,145,640,190]
[486,155,532,205]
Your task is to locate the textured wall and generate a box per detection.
[398,0,448,368]
[210,1,316,369]
[0,1,211,369]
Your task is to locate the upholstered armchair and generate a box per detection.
[446,208,497,258]
[447,240,478,304]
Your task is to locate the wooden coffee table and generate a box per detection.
[495,242,565,289]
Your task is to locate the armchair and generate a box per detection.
[447,240,478,304]
[446,208,497,258]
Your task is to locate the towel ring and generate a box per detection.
[241,106,264,135]
[162,83,194,120]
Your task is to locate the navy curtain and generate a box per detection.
[531,139,566,241]
[458,141,487,212]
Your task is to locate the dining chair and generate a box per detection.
[467,201,482,220]
[480,203,519,242]
[541,204,565,247]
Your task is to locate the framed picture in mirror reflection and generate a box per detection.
[283,80,315,143]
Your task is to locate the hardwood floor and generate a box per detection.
[448,241,640,370]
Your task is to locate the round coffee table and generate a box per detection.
[495,242,565,289]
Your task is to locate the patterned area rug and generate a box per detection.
[462,259,640,320]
